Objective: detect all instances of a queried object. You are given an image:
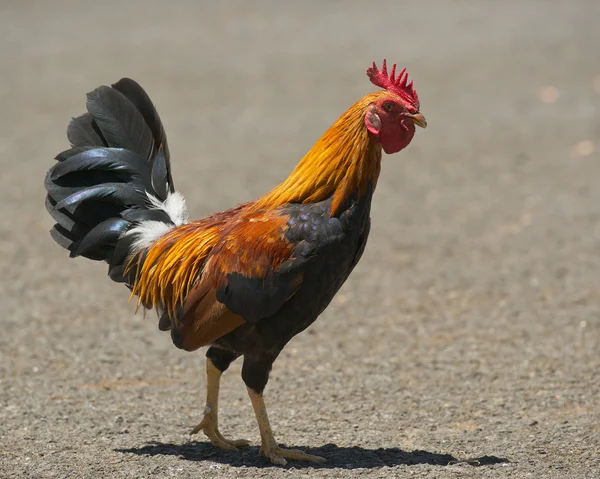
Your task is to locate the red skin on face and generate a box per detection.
[364,98,417,154]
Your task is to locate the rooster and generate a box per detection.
[44,59,426,466]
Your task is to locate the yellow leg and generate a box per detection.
[190,358,250,451]
[247,387,326,466]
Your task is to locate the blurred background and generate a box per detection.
[1,1,599,478]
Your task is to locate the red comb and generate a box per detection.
[367,59,420,110]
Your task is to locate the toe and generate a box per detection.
[281,448,327,463]
[261,446,326,466]
[228,438,251,448]
[204,428,238,451]
[192,423,249,452]
[189,417,210,435]
[212,428,251,448]
[209,437,239,452]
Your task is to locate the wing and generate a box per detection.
[207,209,304,324]
[206,200,349,324]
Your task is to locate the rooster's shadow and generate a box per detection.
[116,441,508,469]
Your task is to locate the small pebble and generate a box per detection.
[539,86,559,103]
[572,140,594,157]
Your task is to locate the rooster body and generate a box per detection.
[45,61,425,466]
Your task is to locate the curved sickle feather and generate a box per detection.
[73,217,130,257]
[50,148,150,181]
[55,183,146,210]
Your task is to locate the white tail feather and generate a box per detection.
[127,191,189,252]
[147,191,188,226]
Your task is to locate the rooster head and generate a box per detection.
[364,59,426,154]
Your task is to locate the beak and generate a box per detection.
[408,112,427,128]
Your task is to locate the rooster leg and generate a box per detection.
[190,357,250,451]
[247,387,326,466]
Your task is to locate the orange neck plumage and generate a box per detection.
[252,93,383,216]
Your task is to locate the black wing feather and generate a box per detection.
[216,265,303,324]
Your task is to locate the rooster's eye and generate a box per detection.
[383,102,394,112]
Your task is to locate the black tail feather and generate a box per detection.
[55,183,147,211]
[112,78,173,190]
[49,224,76,251]
[86,86,154,160]
[45,78,182,287]
[50,148,151,183]
[67,113,107,147]
[45,194,78,232]
[150,146,171,200]
[72,217,131,258]
[55,146,96,162]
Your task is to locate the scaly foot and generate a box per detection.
[190,405,250,451]
[259,442,326,467]
[246,387,326,466]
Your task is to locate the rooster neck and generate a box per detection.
[252,94,383,217]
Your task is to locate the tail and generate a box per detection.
[44,78,188,290]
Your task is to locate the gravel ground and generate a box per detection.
[1,1,599,478]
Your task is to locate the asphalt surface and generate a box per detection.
[1,1,599,478]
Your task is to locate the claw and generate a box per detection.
[190,414,250,452]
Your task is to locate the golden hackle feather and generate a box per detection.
[252,92,383,216]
